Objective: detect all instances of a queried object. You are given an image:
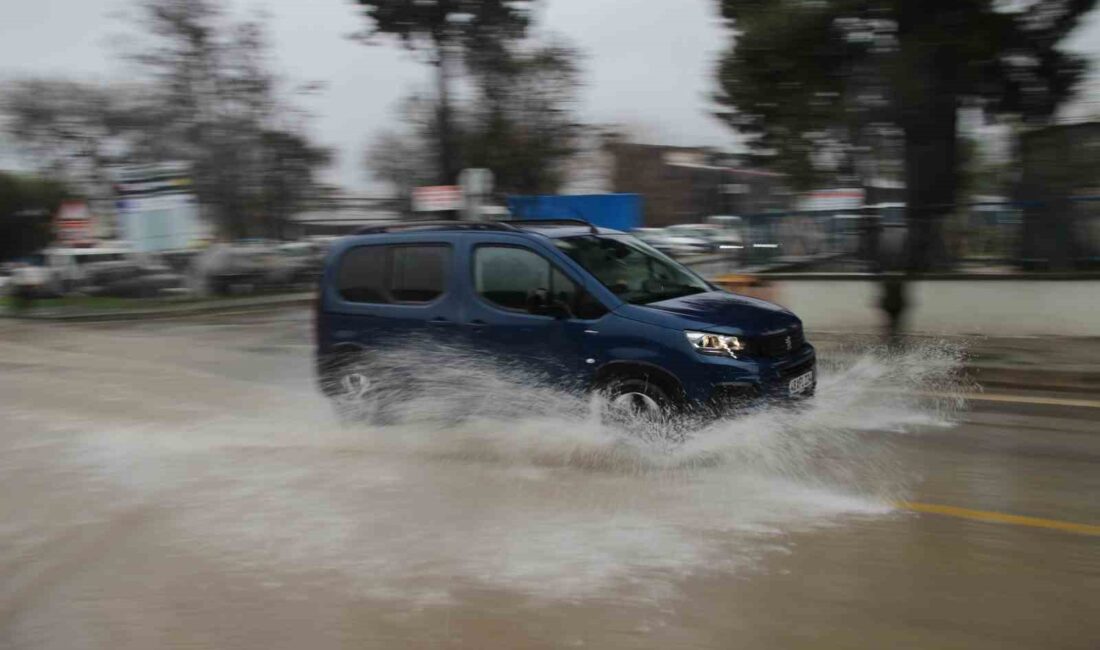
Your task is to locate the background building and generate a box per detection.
[608,143,792,227]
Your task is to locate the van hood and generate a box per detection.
[614,290,800,336]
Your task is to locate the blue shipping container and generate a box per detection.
[506,194,642,232]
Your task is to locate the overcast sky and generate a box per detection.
[1,0,1097,193]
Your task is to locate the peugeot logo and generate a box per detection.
[785,336,792,351]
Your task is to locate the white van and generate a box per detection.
[42,247,134,293]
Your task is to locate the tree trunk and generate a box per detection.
[435,46,458,187]
[897,7,960,272]
[902,93,957,271]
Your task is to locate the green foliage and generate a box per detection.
[354,0,536,183]
[715,2,868,188]
[1,0,332,240]
[2,80,138,195]
[355,0,532,55]
[462,41,583,194]
[0,173,70,261]
[715,0,1096,190]
[124,0,331,238]
[366,39,583,198]
[715,0,1096,268]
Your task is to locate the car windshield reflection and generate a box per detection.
[554,235,712,305]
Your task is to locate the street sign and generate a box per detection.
[458,168,494,221]
[459,168,493,197]
[112,162,208,251]
[411,185,463,212]
[54,201,95,245]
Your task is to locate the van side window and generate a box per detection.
[475,246,549,311]
[474,245,607,319]
[550,267,576,312]
[337,244,449,304]
[390,246,447,302]
[337,246,388,303]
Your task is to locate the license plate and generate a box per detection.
[788,371,814,395]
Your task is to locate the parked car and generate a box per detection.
[4,260,55,301]
[636,226,711,257]
[703,216,748,250]
[667,223,745,255]
[314,219,815,421]
[77,258,182,298]
[655,224,717,254]
[40,246,134,294]
[193,242,313,295]
[276,241,325,284]
[631,227,666,246]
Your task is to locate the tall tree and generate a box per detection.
[365,94,440,209]
[365,39,583,199]
[0,172,70,262]
[122,0,331,238]
[463,40,583,194]
[256,128,332,239]
[353,0,534,185]
[715,0,1096,270]
[2,0,330,240]
[1,80,137,198]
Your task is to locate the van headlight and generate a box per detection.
[685,331,745,358]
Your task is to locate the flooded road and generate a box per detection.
[1,309,1097,649]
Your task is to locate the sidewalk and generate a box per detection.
[3,292,1096,394]
[0,292,313,322]
[810,331,1100,395]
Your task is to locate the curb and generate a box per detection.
[754,271,1100,281]
[966,364,1100,395]
[4,299,1098,395]
[0,293,313,323]
[806,339,1100,396]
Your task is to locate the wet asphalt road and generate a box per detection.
[0,308,1097,649]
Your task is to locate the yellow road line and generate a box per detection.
[896,501,1100,536]
[914,390,1100,409]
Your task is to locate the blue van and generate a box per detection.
[315,220,815,418]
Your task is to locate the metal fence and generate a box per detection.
[727,197,1100,271]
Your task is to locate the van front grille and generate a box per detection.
[751,327,805,358]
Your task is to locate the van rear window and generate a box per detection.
[337,244,448,304]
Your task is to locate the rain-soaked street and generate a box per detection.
[1,308,1097,649]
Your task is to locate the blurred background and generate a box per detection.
[2,4,1100,649]
[1,0,1097,331]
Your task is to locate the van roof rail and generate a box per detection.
[354,221,519,235]
[499,218,599,234]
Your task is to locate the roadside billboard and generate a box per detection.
[113,162,211,252]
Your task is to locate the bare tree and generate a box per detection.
[1,79,137,198]
[120,0,330,238]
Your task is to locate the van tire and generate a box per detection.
[600,376,674,421]
[323,352,375,424]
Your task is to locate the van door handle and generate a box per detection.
[467,319,487,329]
[428,317,453,325]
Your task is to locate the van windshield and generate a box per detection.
[553,235,711,305]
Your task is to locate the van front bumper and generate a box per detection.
[685,344,817,411]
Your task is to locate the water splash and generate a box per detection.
[12,341,969,607]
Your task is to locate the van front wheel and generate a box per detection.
[601,377,673,421]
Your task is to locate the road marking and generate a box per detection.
[915,390,1100,409]
[896,501,1100,536]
